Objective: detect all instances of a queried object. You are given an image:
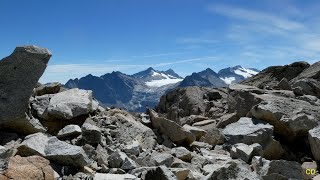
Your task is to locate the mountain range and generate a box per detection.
[65,66,259,111]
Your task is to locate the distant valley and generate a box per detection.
[65,66,259,112]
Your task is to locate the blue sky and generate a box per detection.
[1,0,320,83]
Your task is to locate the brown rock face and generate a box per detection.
[4,155,54,180]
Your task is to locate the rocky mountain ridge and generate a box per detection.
[65,66,259,112]
[1,46,319,180]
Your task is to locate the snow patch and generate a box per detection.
[234,67,259,78]
[145,78,183,87]
[220,77,236,84]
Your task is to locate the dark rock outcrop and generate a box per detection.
[0,45,51,134]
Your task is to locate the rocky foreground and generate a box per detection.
[0,46,320,180]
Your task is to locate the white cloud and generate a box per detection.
[208,4,304,31]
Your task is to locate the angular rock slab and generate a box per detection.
[250,94,320,140]
[222,117,273,146]
[0,45,51,134]
[17,132,50,156]
[44,137,90,167]
[148,109,195,145]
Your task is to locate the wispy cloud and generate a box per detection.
[208,4,304,31]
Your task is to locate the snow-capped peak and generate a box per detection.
[218,65,259,84]
[233,66,259,78]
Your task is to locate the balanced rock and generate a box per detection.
[0,45,51,134]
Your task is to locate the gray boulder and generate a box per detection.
[123,141,141,156]
[227,84,264,117]
[81,122,101,144]
[0,45,51,134]
[46,88,96,120]
[205,159,260,180]
[103,109,157,150]
[290,61,320,97]
[250,94,320,140]
[17,132,50,156]
[152,153,174,167]
[30,94,53,119]
[57,125,81,138]
[148,109,195,145]
[222,117,273,146]
[171,147,192,162]
[230,143,262,163]
[33,82,61,96]
[276,78,292,90]
[44,137,90,167]
[182,124,206,141]
[107,150,137,170]
[256,159,304,180]
[202,127,225,146]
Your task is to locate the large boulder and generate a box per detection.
[250,94,320,140]
[17,132,50,156]
[205,159,260,180]
[290,61,320,97]
[202,127,225,146]
[0,45,51,134]
[107,150,137,170]
[255,159,304,180]
[103,109,157,150]
[44,137,90,167]
[227,84,264,117]
[148,109,196,145]
[46,88,96,120]
[155,87,227,122]
[81,122,101,144]
[222,117,274,146]
[4,155,54,180]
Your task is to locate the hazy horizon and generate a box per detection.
[1,0,320,83]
